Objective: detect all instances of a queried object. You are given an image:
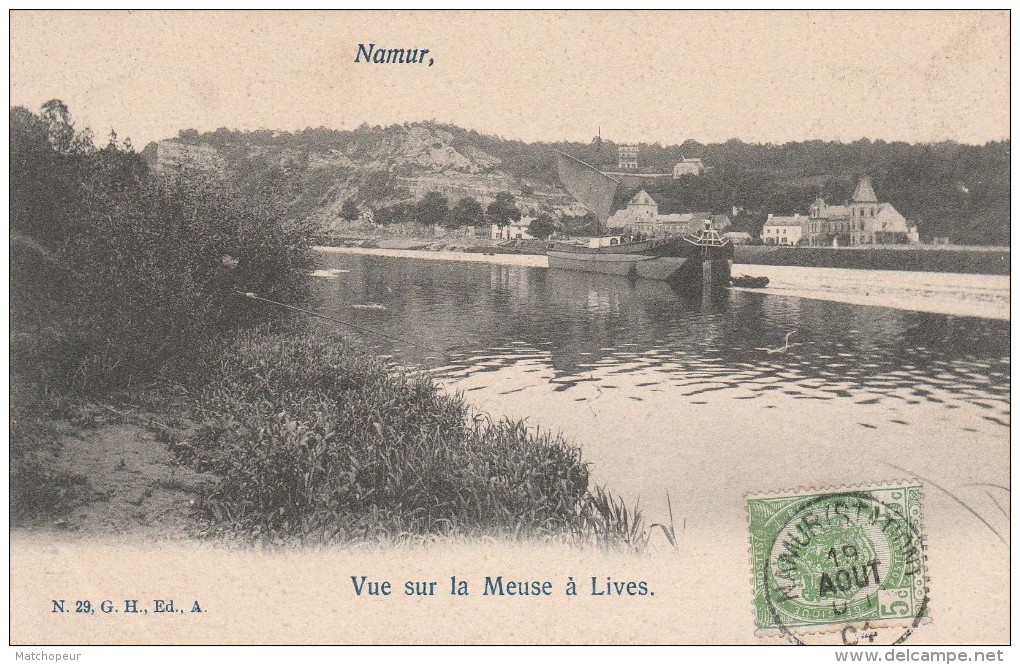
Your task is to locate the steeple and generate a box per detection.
[852,176,878,203]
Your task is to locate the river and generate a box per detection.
[310,250,1010,639]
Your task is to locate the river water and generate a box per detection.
[311,252,1009,557]
[314,250,1007,526]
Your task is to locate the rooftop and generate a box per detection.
[628,189,658,206]
[765,214,805,226]
[852,176,879,203]
[813,204,850,219]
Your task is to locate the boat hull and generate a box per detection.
[547,252,702,281]
[547,237,733,285]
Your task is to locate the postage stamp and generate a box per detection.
[748,483,929,640]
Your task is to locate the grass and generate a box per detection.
[8,400,91,522]
[10,318,669,552]
[184,327,655,550]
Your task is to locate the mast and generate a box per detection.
[553,149,619,233]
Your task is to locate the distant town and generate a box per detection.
[140,121,1008,251]
[599,146,918,247]
[389,147,929,248]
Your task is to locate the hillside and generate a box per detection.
[142,122,1010,244]
[141,124,579,227]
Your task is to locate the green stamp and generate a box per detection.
[748,484,928,637]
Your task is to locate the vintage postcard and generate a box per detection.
[8,10,1010,651]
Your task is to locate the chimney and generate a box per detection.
[767,214,773,219]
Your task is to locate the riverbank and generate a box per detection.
[12,326,651,550]
[734,244,1010,275]
[320,236,1010,275]
[316,246,1010,321]
[318,245,547,268]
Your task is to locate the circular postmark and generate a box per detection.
[755,488,928,645]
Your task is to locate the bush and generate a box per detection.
[9,103,317,522]
[10,103,315,393]
[188,329,642,546]
[58,178,313,390]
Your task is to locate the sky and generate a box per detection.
[9,10,1011,148]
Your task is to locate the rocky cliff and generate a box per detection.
[142,123,575,227]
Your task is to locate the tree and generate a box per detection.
[415,191,449,228]
[41,99,75,154]
[559,212,598,237]
[10,106,64,247]
[374,202,409,225]
[486,191,520,230]
[732,212,768,241]
[446,196,484,229]
[527,214,556,239]
[340,199,360,221]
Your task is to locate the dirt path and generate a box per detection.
[16,418,218,540]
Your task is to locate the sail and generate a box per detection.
[554,150,619,228]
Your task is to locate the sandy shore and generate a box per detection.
[316,246,1009,321]
[317,245,548,268]
[727,264,1009,320]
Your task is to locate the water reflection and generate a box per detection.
[313,254,1010,434]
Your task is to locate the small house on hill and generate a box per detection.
[673,157,706,177]
[492,216,535,240]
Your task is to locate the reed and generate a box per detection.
[187,327,656,550]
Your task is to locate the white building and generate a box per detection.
[673,157,706,177]
[763,214,805,246]
[491,216,535,240]
[618,145,639,170]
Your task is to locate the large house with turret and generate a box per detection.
[803,176,918,246]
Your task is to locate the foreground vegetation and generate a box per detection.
[11,100,311,523]
[185,329,649,548]
[10,101,655,550]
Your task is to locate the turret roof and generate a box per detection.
[852,176,878,203]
